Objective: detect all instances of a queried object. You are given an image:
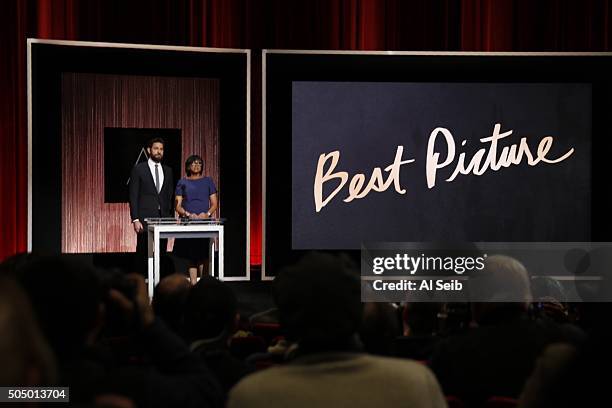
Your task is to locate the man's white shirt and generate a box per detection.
[147,158,164,192]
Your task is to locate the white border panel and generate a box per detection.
[260,49,612,280]
[27,39,251,280]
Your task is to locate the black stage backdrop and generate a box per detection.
[291,81,591,249]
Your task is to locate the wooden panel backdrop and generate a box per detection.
[61,73,219,253]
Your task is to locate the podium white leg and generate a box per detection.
[218,228,224,280]
[209,238,215,278]
[154,230,161,290]
[147,229,154,301]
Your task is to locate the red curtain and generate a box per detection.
[460,0,612,51]
[2,0,612,264]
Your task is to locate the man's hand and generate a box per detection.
[108,274,155,328]
[133,220,144,233]
[196,212,210,219]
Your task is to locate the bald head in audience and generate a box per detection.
[470,255,532,324]
[153,273,191,334]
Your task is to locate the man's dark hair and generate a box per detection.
[13,256,104,361]
[402,302,441,336]
[274,252,362,352]
[185,155,204,176]
[360,302,401,356]
[184,276,237,341]
[0,252,41,277]
[147,137,165,149]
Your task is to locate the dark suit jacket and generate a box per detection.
[129,161,174,221]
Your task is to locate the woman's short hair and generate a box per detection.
[185,155,204,176]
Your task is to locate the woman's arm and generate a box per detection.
[206,193,219,218]
[175,195,193,218]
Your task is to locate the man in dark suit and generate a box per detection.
[129,137,174,274]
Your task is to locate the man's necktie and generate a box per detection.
[155,164,161,193]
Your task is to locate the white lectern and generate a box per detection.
[146,218,224,299]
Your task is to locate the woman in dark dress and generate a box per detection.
[174,155,218,285]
